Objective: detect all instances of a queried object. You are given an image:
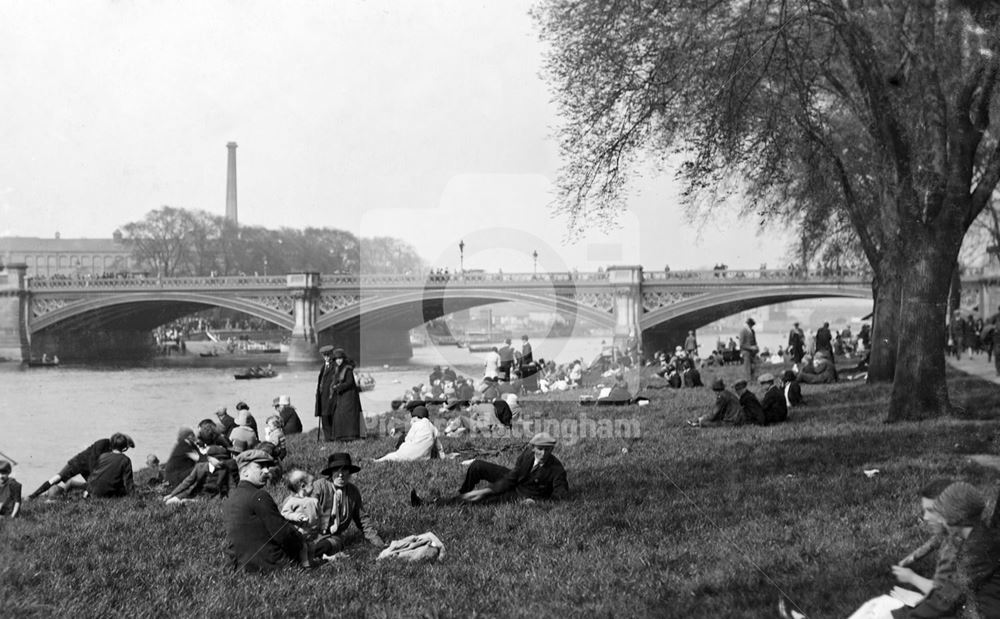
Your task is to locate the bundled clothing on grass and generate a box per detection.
[87,452,134,498]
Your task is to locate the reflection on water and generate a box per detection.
[0,336,608,491]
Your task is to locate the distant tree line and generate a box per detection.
[119,207,425,277]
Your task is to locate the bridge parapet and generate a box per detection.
[643,268,872,283]
[26,274,289,291]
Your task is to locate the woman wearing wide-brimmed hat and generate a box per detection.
[311,453,384,558]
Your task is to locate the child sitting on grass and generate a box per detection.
[0,460,22,518]
[280,470,321,568]
[146,454,165,487]
[264,415,287,461]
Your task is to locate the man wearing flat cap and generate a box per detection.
[222,449,302,572]
[411,432,569,506]
[687,378,744,427]
[311,452,384,557]
[315,345,337,441]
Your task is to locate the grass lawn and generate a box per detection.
[4,364,1000,618]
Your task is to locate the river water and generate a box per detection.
[0,331,795,491]
[0,335,612,491]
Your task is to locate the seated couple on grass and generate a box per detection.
[224,449,385,572]
[410,432,568,507]
[783,480,1000,619]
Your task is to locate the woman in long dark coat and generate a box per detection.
[330,348,363,441]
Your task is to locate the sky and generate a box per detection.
[0,1,791,274]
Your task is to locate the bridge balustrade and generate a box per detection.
[26,274,289,291]
[643,268,872,282]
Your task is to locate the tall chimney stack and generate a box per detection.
[225,142,238,224]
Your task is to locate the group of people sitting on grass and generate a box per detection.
[11,385,568,574]
[686,372,802,427]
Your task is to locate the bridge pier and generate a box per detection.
[0,263,29,362]
[608,266,643,361]
[286,272,321,364]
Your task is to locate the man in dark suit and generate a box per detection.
[759,373,788,424]
[734,379,766,425]
[411,432,569,506]
[315,345,337,441]
[223,450,302,572]
[815,322,833,356]
[498,338,515,382]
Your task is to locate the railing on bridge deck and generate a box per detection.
[23,267,873,291]
[643,268,872,283]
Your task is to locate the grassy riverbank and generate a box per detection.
[4,365,1000,618]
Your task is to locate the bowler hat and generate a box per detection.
[319,345,335,355]
[411,405,429,419]
[529,432,557,448]
[321,452,361,476]
[330,348,346,359]
[236,449,275,469]
[746,318,756,326]
[235,401,250,411]
[758,373,775,384]
[710,378,725,391]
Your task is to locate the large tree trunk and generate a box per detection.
[867,265,899,383]
[886,237,957,422]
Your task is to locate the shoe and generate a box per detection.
[410,489,423,507]
[685,419,701,428]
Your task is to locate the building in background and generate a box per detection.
[0,232,134,278]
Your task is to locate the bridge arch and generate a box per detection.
[641,285,872,332]
[314,288,617,334]
[29,292,295,334]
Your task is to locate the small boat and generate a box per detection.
[27,359,60,367]
[234,367,278,380]
[355,371,376,392]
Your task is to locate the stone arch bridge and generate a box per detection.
[0,264,884,362]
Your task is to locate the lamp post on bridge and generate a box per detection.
[532,250,538,277]
[459,240,465,274]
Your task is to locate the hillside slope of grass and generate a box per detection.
[4,365,1000,618]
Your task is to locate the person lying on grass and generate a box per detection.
[28,432,135,499]
[410,432,568,507]
[311,452,385,559]
[223,449,303,573]
[163,445,235,504]
[687,379,744,427]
